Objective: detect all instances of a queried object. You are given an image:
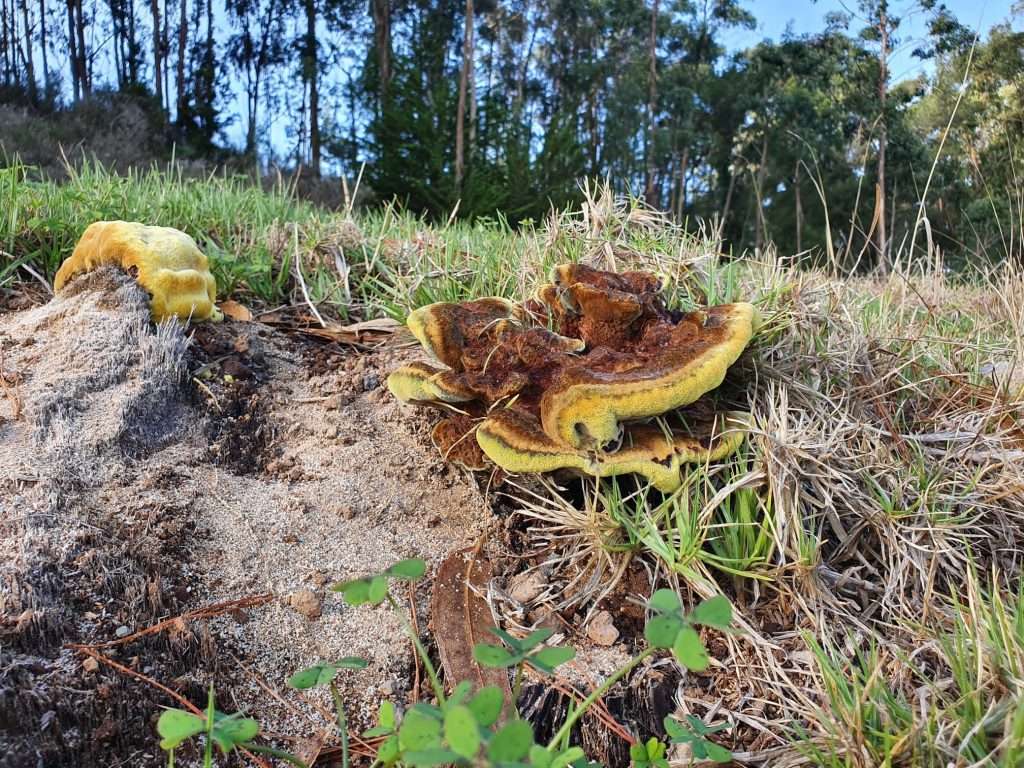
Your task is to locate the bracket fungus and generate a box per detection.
[387,264,757,491]
[54,221,223,322]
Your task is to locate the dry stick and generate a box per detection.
[73,645,202,714]
[408,583,423,702]
[293,225,326,328]
[77,593,275,649]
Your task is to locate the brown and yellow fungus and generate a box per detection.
[54,221,222,322]
[386,263,756,490]
[476,408,748,492]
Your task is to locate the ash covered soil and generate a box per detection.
[0,271,672,767]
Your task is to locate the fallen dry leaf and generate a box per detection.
[219,299,253,322]
[259,311,403,348]
[431,548,514,712]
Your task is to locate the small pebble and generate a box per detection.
[586,611,619,647]
[114,625,130,638]
[288,589,322,620]
[508,571,547,605]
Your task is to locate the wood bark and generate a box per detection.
[644,0,658,205]
[454,0,474,187]
[150,0,162,107]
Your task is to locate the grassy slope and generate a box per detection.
[4,162,1024,765]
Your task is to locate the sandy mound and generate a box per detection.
[0,269,491,766]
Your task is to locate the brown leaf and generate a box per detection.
[431,548,513,712]
[259,312,403,348]
[219,299,253,322]
[305,317,402,346]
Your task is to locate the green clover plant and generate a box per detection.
[155,558,734,768]
[156,686,305,767]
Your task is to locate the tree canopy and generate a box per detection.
[1,0,1022,267]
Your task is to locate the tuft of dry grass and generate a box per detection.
[489,187,1024,764]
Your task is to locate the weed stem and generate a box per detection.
[387,593,446,703]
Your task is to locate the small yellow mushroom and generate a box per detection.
[54,221,222,322]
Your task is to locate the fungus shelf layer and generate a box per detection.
[387,263,756,490]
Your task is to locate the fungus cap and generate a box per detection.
[539,301,756,448]
[54,221,222,322]
[406,297,522,369]
[387,361,446,403]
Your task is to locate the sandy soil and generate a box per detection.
[0,270,492,765]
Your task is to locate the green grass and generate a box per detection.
[804,574,1024,767]
[1,161,552,320]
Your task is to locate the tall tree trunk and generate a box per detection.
[150,0,162,106]
[454,0,474,188]
[2,0,13,86]
[514,1,535,115]
[753,136,768,253]
[468,4,476,157]
[303,0,319,176]
[21,0,36,102]
[39,0,49,91]
[127,0,138,83]
[371,0,390,110]
[644,0,658,205]
[176,0,185,120]
[74,0,87,93]
[66,0,79,99]
[717,169,737,243]
[875,2,889,273]
[110,0,124,86]
[1,0,8,85]
[162,0,170,106]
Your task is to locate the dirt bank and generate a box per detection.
[0,270,491,765]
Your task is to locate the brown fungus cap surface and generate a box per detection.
[387,264,756,490]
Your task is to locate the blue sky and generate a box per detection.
[722,0,1022,81]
